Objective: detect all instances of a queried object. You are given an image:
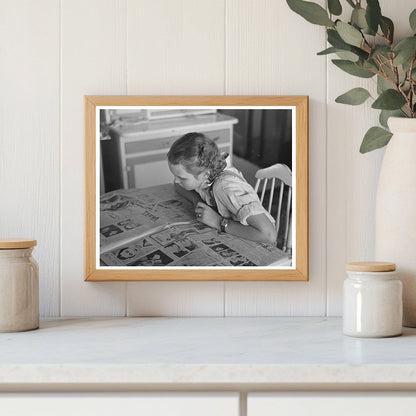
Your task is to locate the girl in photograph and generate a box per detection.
[167,132,277,244]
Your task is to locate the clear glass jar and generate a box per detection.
[0,239,39,332]
[343,262,402,338]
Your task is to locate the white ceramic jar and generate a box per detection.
[0,239,39,332]
[343,261,402,338]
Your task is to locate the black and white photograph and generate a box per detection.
[84,95,308,281]
[99,105,294,269]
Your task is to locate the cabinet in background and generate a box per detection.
[101,113,237,193]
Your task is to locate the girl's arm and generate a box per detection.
[195,202,277,244]
[225,213,277,244]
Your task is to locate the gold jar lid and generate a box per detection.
[346,261,396,272]
[0,239,37,249]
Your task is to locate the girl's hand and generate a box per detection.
[194,202,221,230]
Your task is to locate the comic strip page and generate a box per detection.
[100,184,195,253]
[100,185,289,267]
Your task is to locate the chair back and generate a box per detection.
[254,164,292,252]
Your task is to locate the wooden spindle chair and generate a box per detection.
[254,163,292,252]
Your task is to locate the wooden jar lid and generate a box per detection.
[0,239,37,249]
[346,261,396,272]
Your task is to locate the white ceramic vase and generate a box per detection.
[375,117,416,327]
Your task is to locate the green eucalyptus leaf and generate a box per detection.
[377,75,393,94]
[336,21,363,47]
[327,28,348,48]
[317,46,338,55]
[360,127,392,153]
[351,7,368,32]
[327,29,369,59]
[350,45,369,60]
[362,59,379,71]
[372,89,406,110]
[286,0,334,27]
[380,16,394,44]
[379,110,402,128]
[393,36,416,70]
[317,46,359,61]
[332,59,375,78]
[335,50,359,61]
[366,0,382,35]
[371,46,392,58]
[335,87,371,105]
[376,65,402,92]
[393,36,416,53]
[370,46,392,70]
[410,9,416,32]
[328,0,342,16]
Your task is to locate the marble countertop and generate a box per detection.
[1,317,416,388]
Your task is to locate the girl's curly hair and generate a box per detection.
[167,132,226,182]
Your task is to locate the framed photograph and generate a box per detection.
[85,96,308,281]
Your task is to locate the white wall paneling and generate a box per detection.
[126,0,226,95]
[127,282,225,316]
[2,0,414,317]
[61,0,128,316]
[0,0,60,317]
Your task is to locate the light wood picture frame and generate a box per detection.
[85,96,308,281]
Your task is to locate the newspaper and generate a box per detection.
[100,184,289,267]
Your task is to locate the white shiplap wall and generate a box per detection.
[1,0,412,317]
[0,0,61,316]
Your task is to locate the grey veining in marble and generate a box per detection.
[1,317,416,385]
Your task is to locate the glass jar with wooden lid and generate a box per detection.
[343,261,402,337]
[0,239,39,332]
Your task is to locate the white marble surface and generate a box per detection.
[1,317,416,387]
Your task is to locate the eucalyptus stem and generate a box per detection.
[361,34,373,53]
[376,57,399,89]
[390,59,400,86]
[408,56,416,117]
[379,21,393,48]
